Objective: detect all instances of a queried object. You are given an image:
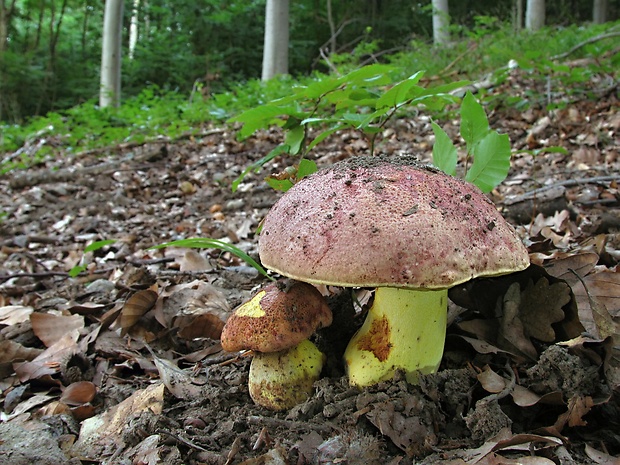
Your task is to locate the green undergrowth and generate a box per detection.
[1,20,617,175]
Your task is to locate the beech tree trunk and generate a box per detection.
[432,0,449,45]
[592,0,609,23]
[525,0,545,30]
[128,0,139,59]
[100,0,124,108]
[261,0,289,81]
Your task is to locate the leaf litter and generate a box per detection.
[0,69,619,464]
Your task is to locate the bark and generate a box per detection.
[513,0,523,32]
[100,0,124,108]
[261,0,289,81]
[432,0,450,45]
[592,0,609,24]
[525,0,545,31]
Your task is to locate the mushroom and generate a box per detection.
[258,156,530,387]
[221,280,332,410]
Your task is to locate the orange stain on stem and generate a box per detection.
[356,315,392,362]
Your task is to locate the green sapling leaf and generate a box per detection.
[465,131,511,193]
[296,158,317,179]
[431,122,458,176]
[284,124,305,155]
[460,92,490,152]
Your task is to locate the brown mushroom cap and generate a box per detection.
[259,156,529,289]
[220,280,332,353]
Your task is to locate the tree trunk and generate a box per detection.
[513,0,523,32]
[100,0,124,108]
[592,0,609,23]
[261,0,289,81]
[432,0,449,45]
[525,0,545,30]
[128,0,139,59]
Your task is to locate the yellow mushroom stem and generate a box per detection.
[249,339,326,411]
[344,287,448,387]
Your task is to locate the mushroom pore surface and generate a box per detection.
[259,156,529,289]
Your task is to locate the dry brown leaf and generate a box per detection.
[585,444,620,464]
[178,249,213,272]
[74,383,165,459]
[543,252,598,286]
[366,401,436,457]
[14,333,78,382]
[554,395,594,430]
[498,282,538,359]
[177,313,225,340]
[0,305,34,325]
[30,312,84,348]
[582,270,620,318]
[0,340,44,364]
[237,447,288,465]
[477,366,507,393]
[146,345,202,400]
[155,280,229,331]
[60,381,97,406]
[119,286,158,333]
[520,278,569,342]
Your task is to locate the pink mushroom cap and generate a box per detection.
[259,156,529,289]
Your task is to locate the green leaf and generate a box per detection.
[69,264,87,278]
[431,122,458,176]
[375,71,425,109]
[340,64,396,87]
[228,104,294,139]
[296,158,317,179]
[265,177,295,192]
[306,124,347,152]
[284,124,305,155]
[460,92,490,151]
[232,144,290,192]
[150,238,274,280]
[465,132,512,192]
[84,239,116,253]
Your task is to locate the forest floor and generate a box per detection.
[0,66,619,465]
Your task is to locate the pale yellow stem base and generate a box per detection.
[344,287,448,387]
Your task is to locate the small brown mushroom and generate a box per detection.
[221,280,332,410]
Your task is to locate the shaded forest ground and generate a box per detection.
[0,61,619,464]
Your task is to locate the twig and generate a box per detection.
[503,175,620,205]
[157,429,207,451]
[551,31,620,60]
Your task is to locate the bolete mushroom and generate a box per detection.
[221,280,332,410]
[258,156,530,387]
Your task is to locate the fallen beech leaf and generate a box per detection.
[37,400,71,417]
[543,252,598,285]
[155,280,229,332]
[177,313,225,340]
[554,395,594,430]
[14,333,78,382]
[498,283,537,359]
[119,287,158,333]
[0,340,44,364]
[0,305,34,325]
[366,401,436,457]
[60,381,97,406]
[30,312,84,347]
[7,394,55,420]
[178,249,213,272]
[74,383,165,459]
[237,447,288,465]
[582,270,620,318]
[146,346,201,399]
[478,366,507,393]
[585,444,620,464]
